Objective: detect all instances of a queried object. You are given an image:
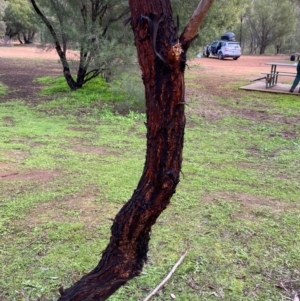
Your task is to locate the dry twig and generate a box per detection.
[143,250,188,301]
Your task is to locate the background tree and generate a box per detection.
[171,0,248,51]
[3,0,39,44]
[0,0,7,37]
[0,0,7,17]
[196,0,248,46]
[30,0,132,90]
[284,1,300,54]
[56,0,214,300]
[243,0,296,54]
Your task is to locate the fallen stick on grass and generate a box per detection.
[143,250,188,301]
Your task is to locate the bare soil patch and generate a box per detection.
[0,46,61,102]
[24,189,119,227]
[192,54,291,77]
[67,126,95,132]
[188,54,300,125]
[0,46,294,104]
[189,54,292,98]
[0,169,59,181]
[72,145,109,155]
[0,45,59,59]
[201,191,272,207]
[1,46,298,207]
[201,191,297,221]
[0,162,16,169]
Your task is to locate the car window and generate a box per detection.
[211,42,218,47]
[228,43,240,48]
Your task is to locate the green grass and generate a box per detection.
[0,81,8,97]
[0,69,300,301]
[36,76,116,100]
[36,73,145,114]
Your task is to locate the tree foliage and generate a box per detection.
[172,0,298,55]
[30,0,132,90]
[0,1,6,37]
[171,0,248,50]
[3,0,39,43]
[0,0,7,19]
[2,0,300,55]
[197,0,248,45]
[244,0,296,54]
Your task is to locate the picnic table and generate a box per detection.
[263,62,297,88]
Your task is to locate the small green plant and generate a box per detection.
[36,73,146,114]
[110,71,145,113]
[0,81,8,97]
[36,75,117,101]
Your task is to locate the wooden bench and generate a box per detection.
[271,71,296,75]
[261,72,296,88]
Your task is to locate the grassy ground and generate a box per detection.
[0,61,300,301]
[0,81,8,97]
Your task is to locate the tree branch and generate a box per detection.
[82,69,104,84]
[29,0,65,59]
[180,0,215,48]
[30,0,78,90]
[102,7,130,37]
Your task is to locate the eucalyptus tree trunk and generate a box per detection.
[57,0,214,300]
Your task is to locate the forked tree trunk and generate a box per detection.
[30,0,79,91]
[57,0,214,300]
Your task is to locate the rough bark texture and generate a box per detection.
[56,0,214,300]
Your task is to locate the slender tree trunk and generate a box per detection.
[30,0,78,91]
[23,34,28,44]
[17,33,23,44]
[29,30,36,44]
[76,48,88,87]
[260,43,267,54]
[63,66,78,90]
[56,0,214,300]
[23,33,32,44]
[76,67,86,87]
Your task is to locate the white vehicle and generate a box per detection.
[203,32,241,60]
[203,40,241,60]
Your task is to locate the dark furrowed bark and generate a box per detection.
[57,1,190,300]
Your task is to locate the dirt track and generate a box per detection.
[0,46,61,102]
[0,45,61,60]
[0,45,295,102]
